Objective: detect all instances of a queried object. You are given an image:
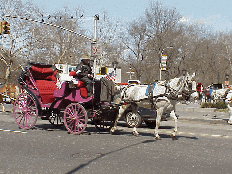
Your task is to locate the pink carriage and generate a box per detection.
[13,63,119,134]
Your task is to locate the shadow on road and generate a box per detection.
[65,139,156,174]
[65,133,198,174]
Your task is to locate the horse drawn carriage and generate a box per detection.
[14,62,119,134]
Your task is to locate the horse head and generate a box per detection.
[165,73,196,100]
[180,73,197,100]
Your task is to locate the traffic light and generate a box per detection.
[100,67,107,75]
[2,21,10,34]
[0,21,2,35]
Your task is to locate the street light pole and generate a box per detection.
[92,14,99,79]
[159,46,173,81]
[93,14,99,42]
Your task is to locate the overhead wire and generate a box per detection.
[4,15,93,41]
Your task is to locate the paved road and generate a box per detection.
[0,103,232,174]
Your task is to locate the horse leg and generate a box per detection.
[170,110,178,140]
[227,104,232,125]
[0,103,5,112]
[110,104,129,134]
[154,107,163,140]
[131,103,139,136]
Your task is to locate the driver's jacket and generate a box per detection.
[75,62,92,79]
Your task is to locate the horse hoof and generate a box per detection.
[110,127,115,134]
[171,134,178,140]
[133,131,139,137]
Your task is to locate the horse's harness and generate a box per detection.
[148,78,190,110]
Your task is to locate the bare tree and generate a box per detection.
[120,18,147,81]
[0,0,89,83]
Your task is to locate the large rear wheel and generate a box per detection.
[13,93,38,129]
[64,103,88,134]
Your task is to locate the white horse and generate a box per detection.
[211,88,230,103]
[111,74,196,140]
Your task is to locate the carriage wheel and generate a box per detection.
[13,93,38,129]
[94,119,115,131]
[49,109,64,127]
[64,103,88,135]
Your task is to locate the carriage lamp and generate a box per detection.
[182,69,186,76]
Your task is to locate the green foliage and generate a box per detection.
[201,102,213,108]
[201,102,227,109]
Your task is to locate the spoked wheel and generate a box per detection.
[125,112,142,128]
[94,119,115,131]
[64,103,88,135]
[13,93,38,129]
[49,109,64,127]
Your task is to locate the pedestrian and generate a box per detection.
[75,55,93,97]
[209,85,213,102]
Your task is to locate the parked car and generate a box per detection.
[212,83,223,90]
[122,106,169,128]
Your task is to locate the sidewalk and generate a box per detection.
[176,103,230,125]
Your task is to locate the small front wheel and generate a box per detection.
[64,103,88,134]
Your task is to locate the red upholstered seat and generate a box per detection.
[69,71,76,76]
[75,81,87,98]
[35,80,58,104]
[80,87,87,98]
[32,66,54,73]
[31,66,57,83]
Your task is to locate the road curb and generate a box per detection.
[176,106,216,112]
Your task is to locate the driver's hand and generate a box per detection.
[88,74,93,78]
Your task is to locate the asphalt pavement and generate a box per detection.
[1,103,232,174]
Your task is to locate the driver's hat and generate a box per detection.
[81,55,90,60]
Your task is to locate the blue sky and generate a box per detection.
[30,0,232,32]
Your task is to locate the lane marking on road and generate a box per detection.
[184,131,231,138]
[0,129,27,133]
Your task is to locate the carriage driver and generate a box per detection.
[75,55,93,97]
